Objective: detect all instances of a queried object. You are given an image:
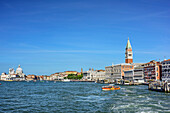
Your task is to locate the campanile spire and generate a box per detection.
[125,37,133,63]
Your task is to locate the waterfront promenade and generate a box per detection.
[0,81,170,112]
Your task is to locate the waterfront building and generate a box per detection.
[124,70,133,81]
[133,66,144,83]
[0,73,7,81]
[143,60,162,82]
[50,72,69,80]
[42,75,50,80]
[93,70,106,81]
[113,63,134,80]
[59,72,68,79]
[9,68,15,74]
[124,66,145,83]
[105,65,113,80]
[43,76,47,80]
[15,65,26,80]
[83,70,95,81]
[0,65,26,81]
[161,59,170,82]
[26,75,37,81]
[39,76,44,81]
[77,72,82,75]
[16,65,25,78]
[125,38,133,63]
[83,69,107,81]
[36,75,49,81]
[36,76,40,80]
[50,73,59,80]
[46,76,50,80]
[105,63,134,82]
[37,75,50,81]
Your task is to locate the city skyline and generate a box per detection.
[0,0,170,75]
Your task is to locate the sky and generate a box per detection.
[0,0,170,75]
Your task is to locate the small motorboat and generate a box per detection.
[102,85,120,91]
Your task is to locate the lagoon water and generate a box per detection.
[0,81,170,113]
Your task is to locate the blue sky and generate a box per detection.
[0,0,170,75]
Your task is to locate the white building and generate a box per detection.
[133,66,144,83]
[124,66,144,83]
[105,65,113,80]
[83,69,107,81]
[83,70,95,81]
[9,68,15,74]
[50,73,59,80]
[0,65,26,81]
[124,70,133,81]
[161,59,170,82]
[105,63,134,82]
[16,65,25,78]
[0,73,7,81]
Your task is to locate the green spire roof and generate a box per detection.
[126,37,132,49]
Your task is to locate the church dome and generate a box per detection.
[16,64,23,74]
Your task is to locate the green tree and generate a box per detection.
[67,74,83,80]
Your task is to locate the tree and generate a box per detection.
[67,74,83,80]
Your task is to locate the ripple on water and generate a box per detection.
[0,81,170,112]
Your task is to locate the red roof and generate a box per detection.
[163,59,170,62]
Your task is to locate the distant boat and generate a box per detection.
[102,84,120,91]
[0,83,1,85]
[62,79,70,82]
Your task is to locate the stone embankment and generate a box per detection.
[71,80,95,82]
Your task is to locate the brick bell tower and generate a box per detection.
[125,37,133,63]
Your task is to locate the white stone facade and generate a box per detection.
[124,70,133,80]
[0,65,26,81]
[161,59,170,82]
[83,70,107,81]
[124,67,144,83]
[105,66,113,80]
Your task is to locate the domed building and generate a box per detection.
[16,65,25,78]
[16,65,23,75]
[0,64,26,81]
[9,68,15,75]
